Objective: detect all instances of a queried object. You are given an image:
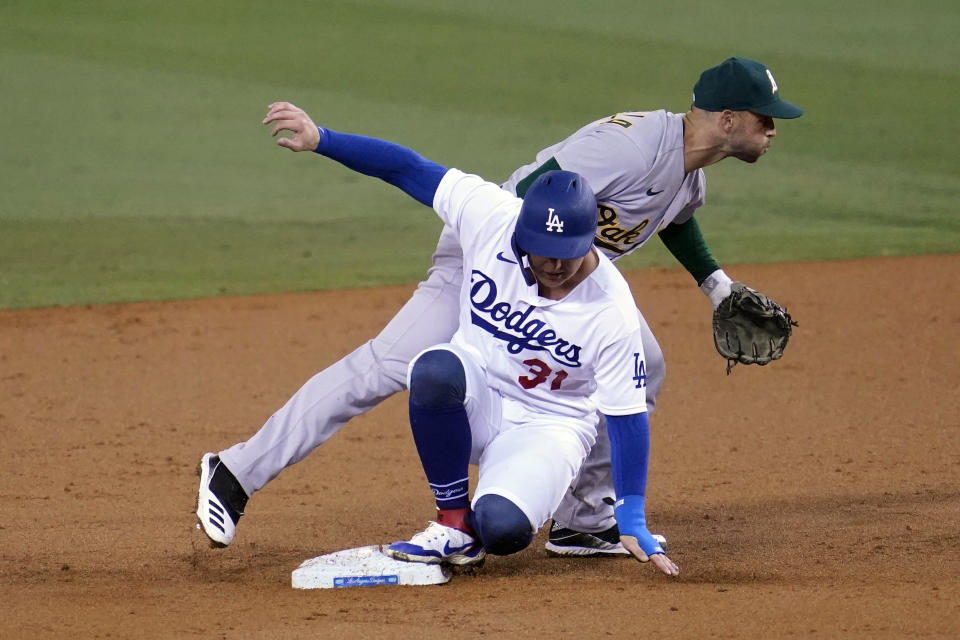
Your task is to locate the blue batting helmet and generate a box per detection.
[513,170,597,260]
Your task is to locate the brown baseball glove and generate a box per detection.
[713,282,796,374]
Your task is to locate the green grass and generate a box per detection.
[1,0,958,309]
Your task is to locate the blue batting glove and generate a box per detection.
[614,495,665,556]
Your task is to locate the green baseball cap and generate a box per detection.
[693,57,803,119]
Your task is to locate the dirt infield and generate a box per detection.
[1,254,957,639]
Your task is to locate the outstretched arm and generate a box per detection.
[605,412,679,577]
[263,101,447,207]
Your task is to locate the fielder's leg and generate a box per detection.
[218,270,461,494]
[197,229,462,547]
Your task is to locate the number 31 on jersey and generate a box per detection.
[517,353,646,391]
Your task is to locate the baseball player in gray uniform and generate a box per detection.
[196,56,802,556]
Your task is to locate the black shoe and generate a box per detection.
[195,453,248,547]
[544,520,667,557]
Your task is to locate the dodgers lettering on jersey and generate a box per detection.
[502,110,706,261]
[431,169,647,421]
[468,270,582,368]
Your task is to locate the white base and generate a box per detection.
[292,545,451,589]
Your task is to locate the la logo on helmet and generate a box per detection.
[545,208,564,233]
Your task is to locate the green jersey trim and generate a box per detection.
[515,157,562,197]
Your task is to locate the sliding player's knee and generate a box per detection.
[409,349,466,408]
[472,494,534,556]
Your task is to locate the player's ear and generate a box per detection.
[719,109,737,133]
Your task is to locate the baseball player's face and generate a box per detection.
[730,111,777,163]
[528,254,587,289]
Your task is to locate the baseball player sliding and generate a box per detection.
[196,56,802,557]
[301,121,674,571]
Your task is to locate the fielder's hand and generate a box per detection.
[620,535,680,576]
[263,101,321,152]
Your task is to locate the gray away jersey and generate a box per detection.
[502,110,705,261]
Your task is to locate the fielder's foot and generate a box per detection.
[385,521,486,566]
[544,520,667,557]
[195,453,248,548]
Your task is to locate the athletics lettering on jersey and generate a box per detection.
[468,270,583,368]
[594,203,649,255]
[603,112,647,129]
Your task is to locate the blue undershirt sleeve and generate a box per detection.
[604,412,650,497]
[605,412,665,555]
[313,127,447,207]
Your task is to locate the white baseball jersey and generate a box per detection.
[502,110,705,260]
[433,169,648,423]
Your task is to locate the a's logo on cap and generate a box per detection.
[766,69,779,94]
[545,207,564,233]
